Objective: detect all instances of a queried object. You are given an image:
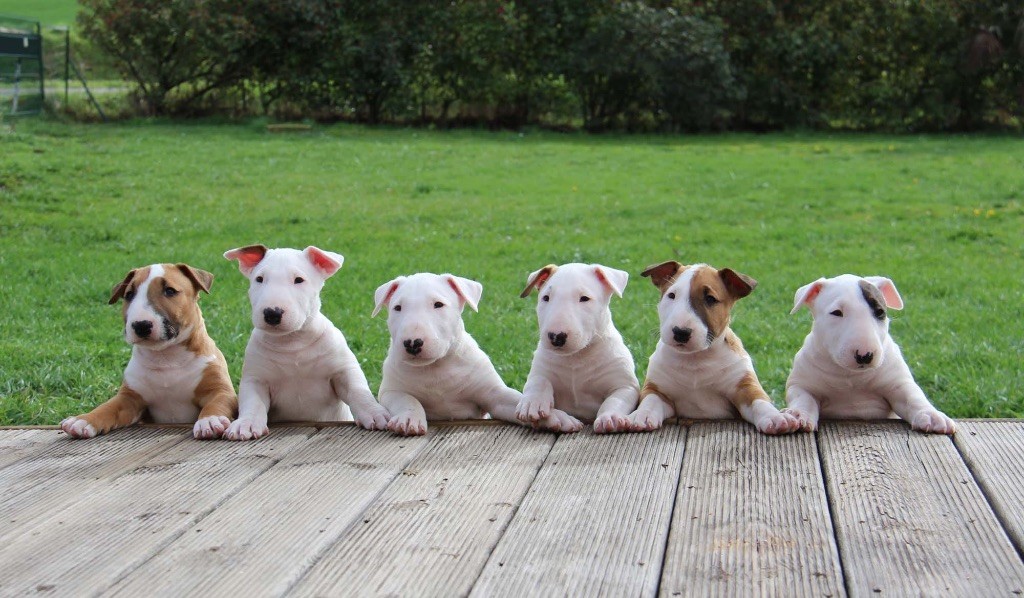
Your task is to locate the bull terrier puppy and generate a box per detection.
[372,273,577,436]
[516,263,640,434]
[61,264,237,440]
[223,245,389,440]
[783,274,955,434]
[627,261,797,434]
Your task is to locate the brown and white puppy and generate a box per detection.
[628,261,798,434]
[60,264,237,440]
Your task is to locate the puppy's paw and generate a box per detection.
[193,415,231,440]
[781,407,817,432]
[627,410,664,432]
[387,413,427,436]
[535,410,583,434]
[60,416,97,439]
[224,419,269,441]
[756,411,800,435]
[354,405,391,431]
[911,410,956,435]
[516,396,552,423]
[593,413,631,434]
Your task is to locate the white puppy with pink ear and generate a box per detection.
[783,274,955,434]
[516,263,641,433]
[222,245,390,440]
[373,272,570,436]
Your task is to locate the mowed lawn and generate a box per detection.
[0,0,77,25]
[1,120,1021,425]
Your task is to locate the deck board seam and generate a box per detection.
[815,427,852,598]
[652,424,688,598]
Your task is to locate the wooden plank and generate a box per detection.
[660,422,844,597]
[819,421,1024,595]
[471,426,685,596]
[0,428,314,596]
[0,429,63,470]
[108,427,431,597]
[291,425,555,597]
[954,420,1024,553]
[0,428,187,532]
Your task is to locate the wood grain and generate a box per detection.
[0,429,63,470]
[954,420,1024,553]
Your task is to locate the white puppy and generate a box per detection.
[783,274,955,434]
[372,273,571,436]
[223,245,389,440]
[516,263,640,433]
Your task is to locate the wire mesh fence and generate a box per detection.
[0,14,44,116]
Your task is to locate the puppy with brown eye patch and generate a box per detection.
[627,260,799,435]
[60,264,238,440]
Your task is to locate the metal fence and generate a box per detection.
[0,14,44,116]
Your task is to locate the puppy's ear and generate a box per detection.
[304,246,344,278]
[109,269,137,305]
[720,268,757,300]
[446,275,483,312]
[863,276,904,310]
[175,264,214,296]
[372,277,405,318]
[641,261,684,294]
[223,244,268,276]
[791,278,827,314]
[520,264,558,298]
[594,265,628,298]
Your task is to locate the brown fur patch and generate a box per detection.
[77,383,147,435]
[689,266,737,344]
[641,261,686,295]
[858,280,887,320]
[520,264,558,298]
[140,264,208,341]
[640,380,674,409]
[723,329,745,354]
[192,351,238,419]
[732,371,769,408]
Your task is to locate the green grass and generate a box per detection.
[1,120,1022,424]
[0,0,78,25]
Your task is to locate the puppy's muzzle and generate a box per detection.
[671,326,692,345]
[403,338,424,355]
[547,332,568,348]
[263,307,284,327]
[131,320,153,339]
[854,350,874,367]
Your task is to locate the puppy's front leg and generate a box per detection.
[517,375,555,422]
[61,384,147,439]
[782,386,820,432]
[627,393,676,432]
[192,368,237,440]
[593,386,640,434]
[331,370,390,431]
[733,373,798,435]
[489,387,583,433]
[887,380,956,435]
[224,378,270,441]
[381,391,428,436]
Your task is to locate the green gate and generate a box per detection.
[0,15,44,116]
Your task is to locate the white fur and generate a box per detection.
[783,274,955,434]
[224,246,389,440]
[517,263,640,433]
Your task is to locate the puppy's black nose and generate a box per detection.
[672,326,692,344]
[132,320,153,338]
[548,332,568,347]
[263,307,284,326]
[855,350,874,365]
[404,338,424,355]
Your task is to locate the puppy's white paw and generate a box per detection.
[535,409,583,434]
[224,419,269,441]
[781,407,817,432]
[593,413,631,434]
[60,416,97,439]
[756,411,800,435]
[355,405,391,431]
[387,413,427,436]
[193,415,231,440]
[911,410,956,435]
[516,396,552,423]
[628,410,664,432]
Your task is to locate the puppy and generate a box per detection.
[61,264,237,440]
[516,263,640,433]
[783,274,955,434]
[373,273,576,436]
[223,245,389,440]
[628,261,797,434]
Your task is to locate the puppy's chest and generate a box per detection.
[124,352,214,422]
[648,346,749,416]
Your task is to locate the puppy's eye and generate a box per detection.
[579,296,590,303]
[830,309,844,317]
[294,277,305,284]
[255,276,264,283]
[874,308,886,319]
[163,287,179,298]
[434,301,444,309]
[704,294,719,306]
[125,290,136,301]
[667,292,676,300]
[394,305,402,312]
[542,295,550,302]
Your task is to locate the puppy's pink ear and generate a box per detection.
[224,245,268,276]
[641,261,684,294]
[520,265,558,298]
[791,278,826,314]
[594,265,628,298]
[304,246,344,278]
[447,275,483,312]
[372,277,405,318]
[863,276,904,310]
[109,269,137,305]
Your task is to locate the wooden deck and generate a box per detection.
[1,420,1023,596]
